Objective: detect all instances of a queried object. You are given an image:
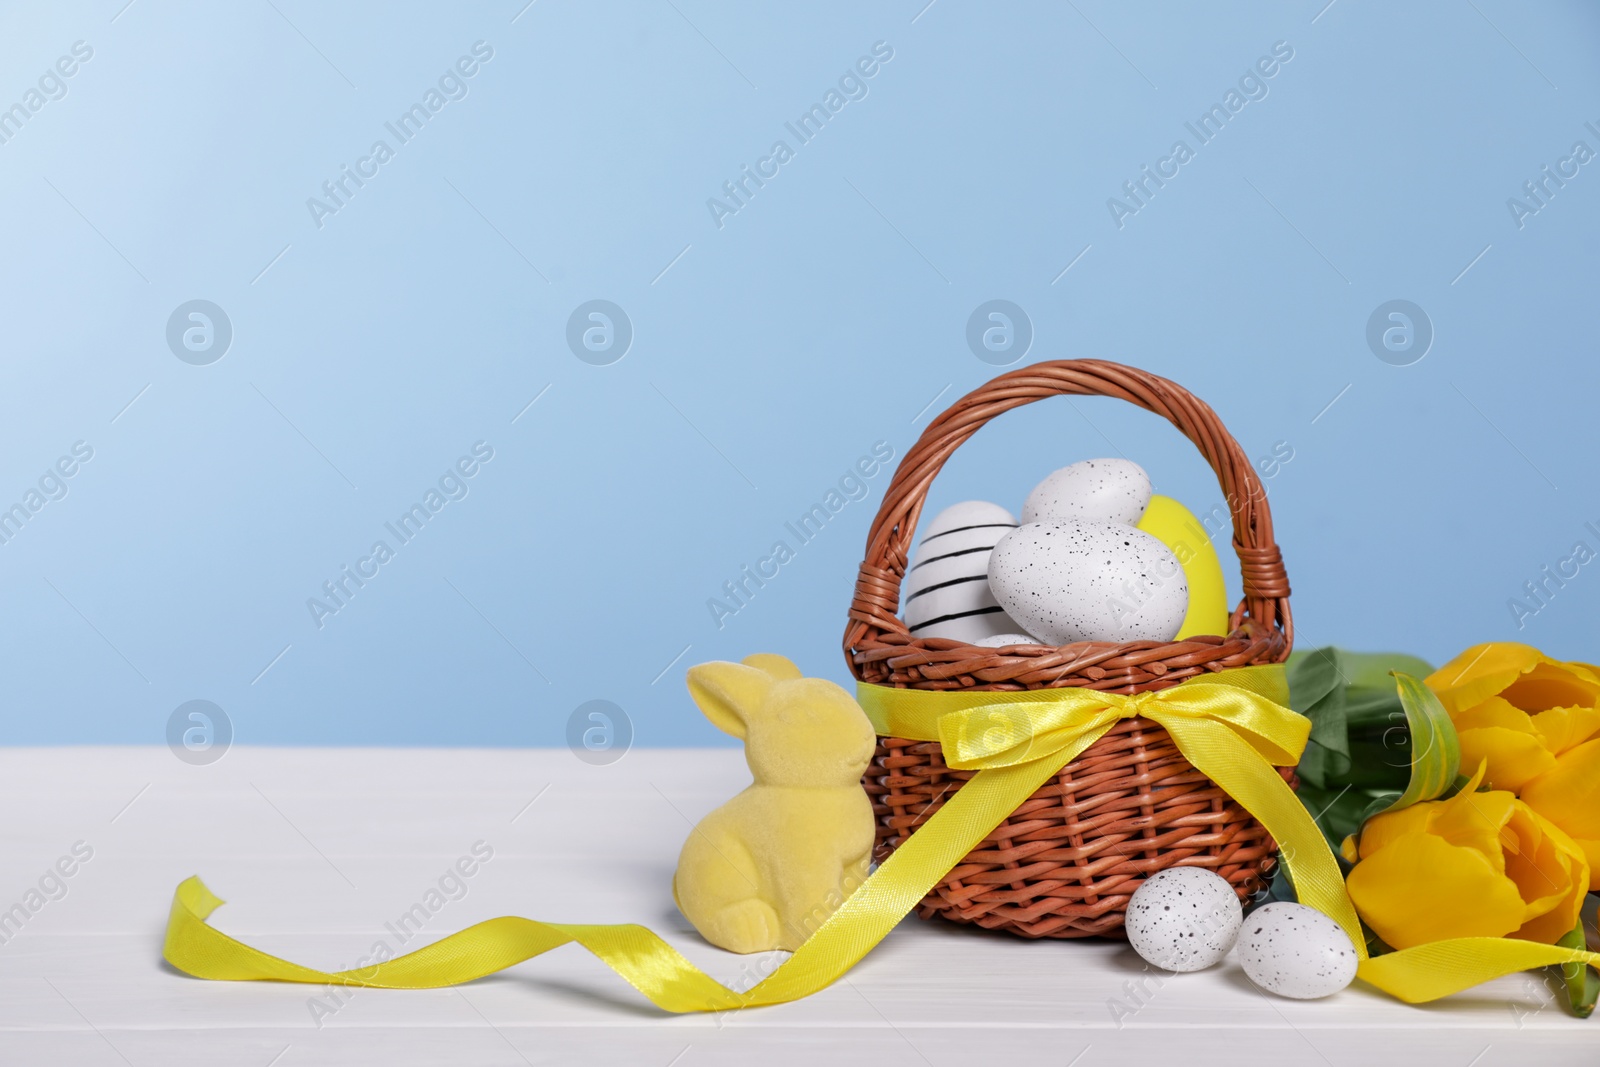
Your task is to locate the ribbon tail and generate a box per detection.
[1357,938,1600,1004]
[166,878,350,986]
[165,876,749,1012]
[1158,717,1367,957]
[163,728,1103,1014]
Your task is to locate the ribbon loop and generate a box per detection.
[859,669,1355,950]
[936,698,1124,770]
[895,675,1311,774]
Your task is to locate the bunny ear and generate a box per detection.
[685,662,773,739]
[741,653,802,681]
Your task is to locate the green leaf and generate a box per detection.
[1343,735,1413,789]
[1339,685,1418,790]
[1338,650,1437,690]
[1287,648,1353,790]
[1556,919,1598,1018]
[1286,648,1347,715]
[1387,672,1461,812]
[1295,783,1392,851]
[1343,683,1414,732]
[1334,671,1460,840]
[1286,649,1438,792]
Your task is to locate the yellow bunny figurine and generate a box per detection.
[673,653,878,954]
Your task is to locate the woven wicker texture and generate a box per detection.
[844,360,1294,938]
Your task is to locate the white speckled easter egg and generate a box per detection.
[1021,459,1152,526]
[1236,902,1359,999]
[902,502,1029,643]
[1123,867,1242,973]
[986,521,1187,644]
[972,633,1044,648]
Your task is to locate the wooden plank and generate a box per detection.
[0,748,1587,1065]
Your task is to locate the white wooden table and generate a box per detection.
[1,747,1592,1066]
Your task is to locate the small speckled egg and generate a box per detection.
[902,501,1029,643]
[1021,459,1152,526]
[987,520,1188,645]
[1123,867,1243,973]
[1236,902,1358,999]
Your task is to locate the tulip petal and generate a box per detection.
[1564,837,1600,892]
[1453,695,1537,735]
[1522,739,1600,891]
[1430,787,1514,873]
[1503,804,1589,944]
[1504,809,1580,940]
[1356,802,1433,860]
[1347,834,1527,949]
[1531,705,1600,755]
[1502,662,1600,714]
[1569,661,1600,685]
[1425,643,1545,715]
[1457,727,1557,793]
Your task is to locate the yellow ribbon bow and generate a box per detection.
[162,665,1599,1011]
[855,665,1365,952]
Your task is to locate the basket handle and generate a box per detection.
[843,359,1292,657]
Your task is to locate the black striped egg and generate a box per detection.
[902,501,1031,643]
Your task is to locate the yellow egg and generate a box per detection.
[1136,495,1230,639]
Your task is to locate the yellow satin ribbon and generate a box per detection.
[854,664,1364,953]
[163,665,1598,1012]
[1360,937,1600,1003]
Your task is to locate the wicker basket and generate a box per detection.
[844,359,1295,939]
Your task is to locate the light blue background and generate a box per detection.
[2,1,1596,747]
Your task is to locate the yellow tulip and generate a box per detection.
[1521,740,1600,891]
[1425,642,1600,888]
[1345,765,1590,950]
